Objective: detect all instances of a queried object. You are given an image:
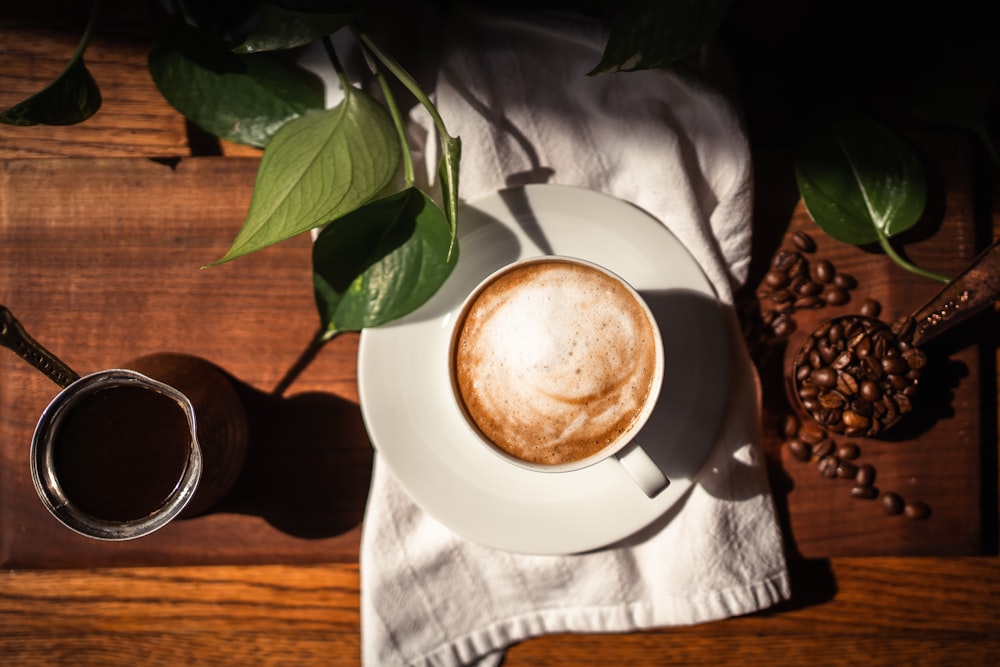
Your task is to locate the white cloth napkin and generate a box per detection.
[360,9,791,666]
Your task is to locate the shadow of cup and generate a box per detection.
[125,353,250,518]
[215,383,374,539]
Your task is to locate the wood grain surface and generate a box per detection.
[2,3,999,665]
[0,158,370,568]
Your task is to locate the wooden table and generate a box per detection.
[2,5,998,665]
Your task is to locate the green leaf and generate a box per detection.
[148,19,324,147]
[1,0,101,126]
[210,85,400,265]
[0,59,101,126]
[312,187,458,336]
[589,0,730,74]
[794,113,927,246]
[232,2,361,53]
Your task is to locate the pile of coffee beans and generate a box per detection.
[791,315,928,436]
[755,231,859,341]
[751,229,935,524]
[781,413,931,520]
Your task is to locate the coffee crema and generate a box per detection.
[452,259,659,466]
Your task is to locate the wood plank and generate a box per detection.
[0,157,370,567]
[2,557,999,665]
[0,6,190,159]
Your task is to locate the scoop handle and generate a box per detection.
[0,306,80,388]
[909,237,1000,347]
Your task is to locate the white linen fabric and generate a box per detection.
[360,8,790,666]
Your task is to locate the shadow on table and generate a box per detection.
[207,366,373,541]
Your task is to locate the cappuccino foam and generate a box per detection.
[453,259,659,466]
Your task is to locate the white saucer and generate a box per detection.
[357,184,731,554]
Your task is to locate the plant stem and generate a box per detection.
[321,36,351,94]
[76,0,101,60]
[875,226,951,284]
[353,28,461,260]
[354,30,451,147]
[367,54,415,187]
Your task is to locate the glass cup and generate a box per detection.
[30,353,248,540]
[449,256,669,497]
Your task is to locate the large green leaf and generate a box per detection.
[210,86,400,265]
[0,0,101,126]
[794,113,927,246]
[148,19,324,147]
[313,187,458,336]
[589,0,730,74]
[232,2,362,53]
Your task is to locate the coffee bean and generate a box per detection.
[851,485,878,499]
[881,492,904,515]
[854,335,873,359]
[819,390,846,408]
[812,259,835,284]
[836,442,860,460]
[792,230,817,253]
[771,288,793,304]
[859,380,881,401]
[836,372,859,395]
[836,461,858,479]
[859,298,881,318]
[855,463,876,486]
[904,501,931,520]
[772,250,801,273]
[841,410,870,430]
[764,269,790,288]
[795,295,823,309]
[818,455,839,478]
[799,420,825,444]
[823,286,850,305]
[796,280,823,297]
[829,351,852,372]
[887,374,908,391]
[786,438,811,461]
[882,356,908,375]
[833,273,857,289]
[797,364,813,383]
[813,438,835,459]
[771,313,795,338]
[810,367,837,388]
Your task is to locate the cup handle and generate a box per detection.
[616,442,669,498]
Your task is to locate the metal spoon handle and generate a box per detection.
[908,237,1000,347]
[0,306,80,388]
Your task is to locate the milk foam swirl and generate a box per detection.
[453,260,659,465]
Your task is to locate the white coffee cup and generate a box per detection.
[449,256,669,497]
